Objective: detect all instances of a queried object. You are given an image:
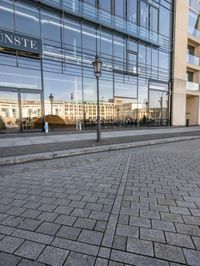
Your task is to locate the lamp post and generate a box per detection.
[49,93,54,116]
[166,90,172,126]
[92,56,102,142]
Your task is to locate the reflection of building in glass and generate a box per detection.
[0,0,173,133]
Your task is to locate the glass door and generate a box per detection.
[20,92,42,132]
[0,91,20,133]
[149,90,169,126]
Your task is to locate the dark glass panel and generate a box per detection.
[41,10,62,45]
[0,0,14,30]
[140,1,148,28]
[15,1,40,37]
[127,0,137,24]
[99,0,111,12]
[150,6,158,33]
[159,7,171,37]
[82,25,97,54]
[115,0,124,18]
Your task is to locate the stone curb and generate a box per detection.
[0,135,199,166]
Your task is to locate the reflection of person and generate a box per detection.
[142,115,147,124]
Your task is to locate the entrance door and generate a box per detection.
[20,92,42,132]
[0,88,42,133]
[149,90,169,126]
[0,91,20,133]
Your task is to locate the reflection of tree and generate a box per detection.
[0,116,5,130]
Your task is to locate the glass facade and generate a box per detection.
[0,0,173,133]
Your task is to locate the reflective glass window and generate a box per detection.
[15,2,40,37]
[63,18,81,50]
[159,7,171,37]
[41,10,62,45]
[115,0,124,18]
[99,0,111,12]
[159,51,169,70]
[127,52,137,73]
[150,6,158,33]
[114,74,137,98]
[140,1,148,28]
[82,25,97,54]
[100,30,113,57]
[127,0,137,24]
[0,0,14,30]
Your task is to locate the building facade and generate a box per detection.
[0,0,173,133]
[172,0,200,126]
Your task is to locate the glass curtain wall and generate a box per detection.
[0,0,173,131]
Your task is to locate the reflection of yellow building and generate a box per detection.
[0,97,147,131]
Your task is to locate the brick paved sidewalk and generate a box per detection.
[0,139,200,265]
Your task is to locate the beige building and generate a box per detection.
[172,0,200,126]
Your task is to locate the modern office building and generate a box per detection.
[0,0,173,133]
[172,0,200,126]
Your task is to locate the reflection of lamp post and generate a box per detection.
[158,96,163,124]
[166,90,172,126]
[49,93,54,116]
[92,56,102,142]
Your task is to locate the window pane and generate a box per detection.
[115,0,124,18]
[41,10,61,45]
[63,18,81,50]
[82,25,97,54]
[0,0,14,30]
[159,7,171,37]
[127,0,137,23]
[140,1,148,28]
[150,6,158,33]
[99,0,111,12]
[15,2,40,37]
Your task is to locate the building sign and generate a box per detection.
[0,29,42,54]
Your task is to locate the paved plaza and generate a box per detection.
[0,139,200,265]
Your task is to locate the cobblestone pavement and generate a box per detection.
[0,140,200,265]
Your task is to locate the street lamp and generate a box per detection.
[166,90,172,126]
[49,93,54,116]
[92,56,102,142]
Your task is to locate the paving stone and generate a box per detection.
[74,218,96,229]
[15,240,45,260]
[155,243,185,264]
[54,206,73,215]
[64,251,95,266]
[183,248,200,266]
[152,219,176,232]
[21,210,42,219]
[95,258,108,266]
[129,217,151,228]
[127,238,154,257]
[52,237,99,256]
[165,232,195,249]
[140,210,160,220]
[71,208,91,218]
[160,212,183,223]
[0,252,21,266]
[78,230,103,245]
[98,247,111,259]
[38,246,69,266]
[1,215,24,227]
[95,221,107,232]
[0,236,24,253]
[85,203,103,211]
[56,225,81,240]
[175,223,200,236]
[18,258,46,266]
[116,224,139,238]
[38,212,59,222]
[89,211,110,221]
[112,235,126,251]
[12,229,53,244]
[111,249,169,266]
[140,228,165,243]
[192,236,200,250]
[182,215,200,226]
[36,221,61,236]
[169,206,190,215]
[0,224,15,235]
[17,218,42,231]
[55,215,76,226]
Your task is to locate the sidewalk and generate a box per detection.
[0,126,200,165]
